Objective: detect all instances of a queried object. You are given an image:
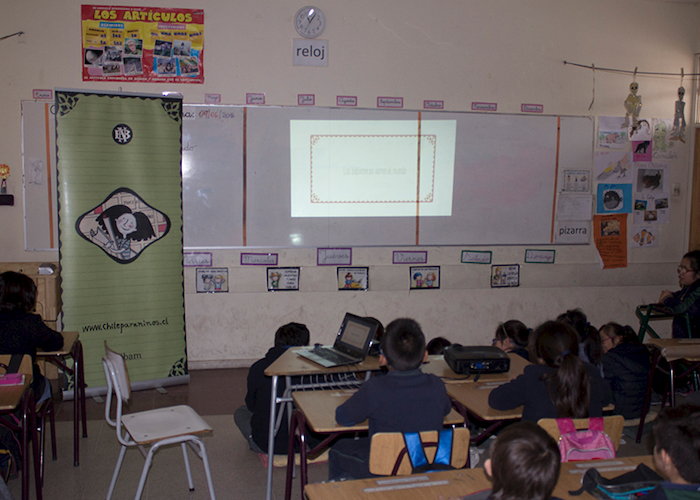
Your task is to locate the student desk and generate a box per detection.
[0,374,42,500]
[442,353,530,444]
[636,338,700,443]
[447,381,522,445]
[303,455,657,500]
[36,330,87,466]
[286,389,465,500]
[263,347,383,500]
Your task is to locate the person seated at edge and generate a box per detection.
[599,322,650,420]
[557,308,603,370]
[645,405,700,500]
[328,318,452,481]
[426,336,452,355]
[0,271,64,404]
[492,320,530,361]
[459,421,563,500]
[234,322,312,455]
[659,250,700,338]
[488,320,612,422]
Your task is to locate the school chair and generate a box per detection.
[536,416,624,453]
[102,342,216,500]
[636,304,692,342]
[368,427,470,475]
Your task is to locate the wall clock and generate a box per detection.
[295,6,325,39]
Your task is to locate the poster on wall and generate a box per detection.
[81,5,204,84]
[56,89,186,389]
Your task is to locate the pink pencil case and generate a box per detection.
[0,374,24,386]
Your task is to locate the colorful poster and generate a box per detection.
[56,90,185,389]
[593,214,627,269]
[81,5,204,84]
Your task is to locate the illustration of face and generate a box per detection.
[116,213,137,235]
[678,87,685,100]
[629,82,638,95]
[214,275,223,284]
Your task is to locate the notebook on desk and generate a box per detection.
[297,313,379,368]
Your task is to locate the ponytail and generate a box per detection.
[535,321,591,418]
[550,350,590,418]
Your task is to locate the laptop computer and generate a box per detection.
[297,313,379,368]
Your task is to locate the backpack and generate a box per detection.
[569,463,663,500]
[556,418,616,462]
[403,429,456,473]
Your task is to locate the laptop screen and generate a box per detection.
[334,313,379,358]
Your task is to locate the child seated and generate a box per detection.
[461,421,562,500]
[599,322,650,419]
[329,318,452,480]
[489,320,612,421]
[427,336,452,355]
[646,405,700,499]
[492,320,530,361]
[0,271,64,403]
[233,322,310,455]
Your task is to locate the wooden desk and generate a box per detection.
[304,456,658,500]
[292,389,464,433]
[287,389,465,500]
[263,347,383,500]
[636,338,700,443]
[555,456,656,498]
[37,330,87,466]
[447,381,521,445]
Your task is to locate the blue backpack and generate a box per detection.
[403,429,456,473]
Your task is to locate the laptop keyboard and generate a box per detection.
[315,347,354,364]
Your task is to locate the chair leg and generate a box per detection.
[135,447,156,500]
[181,442,195,491]
[106,445,128,500]
[186,438,216,500]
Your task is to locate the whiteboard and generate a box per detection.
[182,105,244,248]
[23,103,593,249]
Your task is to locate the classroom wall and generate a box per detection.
[1,0,698,368]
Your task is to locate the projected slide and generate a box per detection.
[290,120,456,217]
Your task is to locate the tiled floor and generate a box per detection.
[6,368,658,500]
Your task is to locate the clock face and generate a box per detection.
[295,6,325,39]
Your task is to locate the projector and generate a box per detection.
[444,344,510,375]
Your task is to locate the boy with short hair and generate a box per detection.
[234,322,310,455]
[647,405,700,499]
[329,318,452,480]
[462,421,562,500]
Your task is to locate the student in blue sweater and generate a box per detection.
[329,318,452,480]
[646,405,700,500]
[489,320,611,421]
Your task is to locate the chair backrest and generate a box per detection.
[537,415,625,452]
[0,354,33,378]
[369,427,470,475]
[104,342,131,402]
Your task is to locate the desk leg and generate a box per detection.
[29,393,42,500]
[637,348,662,443]
[265,375,278,500]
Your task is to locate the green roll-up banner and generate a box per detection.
[55,90,186,390]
